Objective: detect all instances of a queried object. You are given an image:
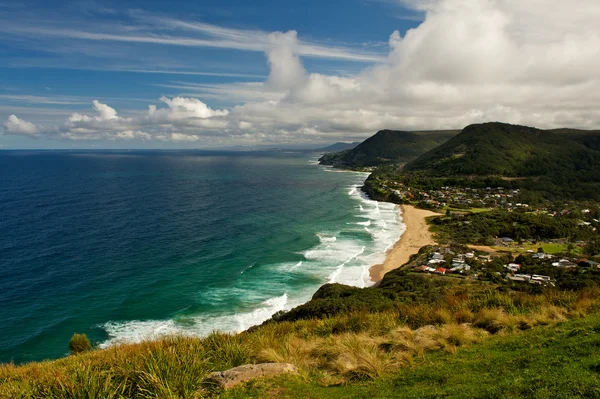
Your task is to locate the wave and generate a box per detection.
[288,261,303,272]
[100,293,289,347]
[327,246,365,283]
[317,233,337,243]
[99,168,405,348]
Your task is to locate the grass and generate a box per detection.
[447,207,494,214]
[223,314,600,399]
[490,242,583,256]
[1,285,599,398]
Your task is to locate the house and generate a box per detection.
[451,258,465,269]
[505,263,521,272]
[531,275,551,284]
[415,265,429,273]
[552,259,577,269]
[501,237,514,244]
[431,252,444,261]
[434,267,447,275]
[585,260,600,268]
[428,259,445,266]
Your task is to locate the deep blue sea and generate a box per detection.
[0,150,403,363]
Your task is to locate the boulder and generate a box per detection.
[205,363,298,389]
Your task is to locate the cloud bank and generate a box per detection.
[4,0,600,144]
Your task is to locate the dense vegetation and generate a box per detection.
[275,274,448,322]
[402,122,600,200]
[272,269,453,322]
[429,209,597,245]
[319,130,457,168]
[405,123,600,176]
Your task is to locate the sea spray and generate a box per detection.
[99,163,405,347]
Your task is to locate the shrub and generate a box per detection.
[68,333,91,354]
[473,309,507,334]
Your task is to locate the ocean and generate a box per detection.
[0,150,404,363]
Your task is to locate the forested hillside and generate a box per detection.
[319,129,457,168]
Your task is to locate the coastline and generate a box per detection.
[369,204,440,283]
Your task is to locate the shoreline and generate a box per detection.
[369,204,440,283]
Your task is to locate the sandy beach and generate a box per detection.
[369,205,440,283]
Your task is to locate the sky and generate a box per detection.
[1,0,599,149]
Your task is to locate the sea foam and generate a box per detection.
[99,166,405,347]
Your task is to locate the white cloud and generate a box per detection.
[5,0,600,144]
[2,115,39,136]
[149,97,229,121]
[158,133,201,142]
[265,31,306,90]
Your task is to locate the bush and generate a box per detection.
[68,333,91,354]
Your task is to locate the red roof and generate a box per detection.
[435,267,447,273]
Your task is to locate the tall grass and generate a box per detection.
[1,286,599,398]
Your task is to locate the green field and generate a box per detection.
[493,243,584,256]
[223,315,600,399]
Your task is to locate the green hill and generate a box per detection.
[402,122,600,199]
[319,129,458,168]
[405,122,600,177]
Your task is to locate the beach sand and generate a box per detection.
[369,205,440,283]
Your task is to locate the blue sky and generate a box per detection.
[0,0,420,148]
[1,0,598,148]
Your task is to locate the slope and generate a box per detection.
[400,122,600,199]
[405,122,600,178]
[319,129,458,168]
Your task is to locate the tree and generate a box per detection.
[69,333,91,354]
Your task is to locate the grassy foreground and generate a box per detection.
[225,314,600,399]
[1,276,600,398]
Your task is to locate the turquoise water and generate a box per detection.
[0,151,403,363]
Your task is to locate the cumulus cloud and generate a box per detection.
[265,31,307,90]
[47,97,230,141]
[148,96,229,121]
[157,133,201,142]
[5,0,600,144]
[2,115,39,136]
[235,0,600,135]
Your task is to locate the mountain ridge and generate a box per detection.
[319,129,458,168]
[404,122,600,180]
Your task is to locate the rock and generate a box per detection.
[205,363,298,390]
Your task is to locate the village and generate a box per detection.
[386,182,531,211]
[411,244,600,288]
